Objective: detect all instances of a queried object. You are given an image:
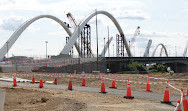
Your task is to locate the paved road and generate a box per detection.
[0,81,180,108]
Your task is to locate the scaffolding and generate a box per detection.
[116,34,124,57]
[81,24,92,58]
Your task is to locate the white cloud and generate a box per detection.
[0,15,26,31]
[116,9,150,20]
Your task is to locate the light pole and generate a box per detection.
[113,44,114,57]
[104,37,105,56]
[175,46,177,57]
[6,41,9,58]
[45,41,48,59]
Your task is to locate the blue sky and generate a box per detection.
[0,0,187,58]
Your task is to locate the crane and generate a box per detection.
[66,13,78,29]
[66,12,94,57]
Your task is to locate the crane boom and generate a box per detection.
[66,12,94,57]
[66,13,78,29]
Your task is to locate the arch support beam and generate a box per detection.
[60,10,132,57]
[152,43,168,57]
[0,15,81,61]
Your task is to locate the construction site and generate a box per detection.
[0,2,188,110]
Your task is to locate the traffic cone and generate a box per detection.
[68,74,73,90]
[32,73,35,84]
[161,80,171,104]
[54,78,57,85]
[176,99,182,111]
[39,74,43,88]
[146,75,151,91]
[110,74,116,89]
[182,95,188,111]
[13,73,17,87]
[124,78,134,99]
[100,75,107,93]
[82,73,86,86]
[181,88,188,111]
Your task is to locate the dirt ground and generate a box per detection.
[1,86,173,111]
[0,72,187,111]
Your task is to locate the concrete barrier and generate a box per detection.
[0,89,6,111]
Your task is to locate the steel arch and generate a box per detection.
[0,15,81,61]
[60,10,132,57]
[152,43,168,57]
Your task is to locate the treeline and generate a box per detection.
[123,61,167,73]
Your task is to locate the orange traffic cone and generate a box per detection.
[13,73,17,87]
[39,74,43,88]
[161,80,171,104]
[68,74,73,90]
[182,95,188,111]
[181,88,188,111]
[124,78,134,99]
[146,75,151,91]
[54,78,57,85]
[82,73,86,86]
[110,74,116,89]
[176,99,182,111]
[32,73,35,84]
[100,75,107,93]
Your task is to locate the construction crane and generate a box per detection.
[66,12,94,57]
[130,26,140,48]
[66,13,78,29]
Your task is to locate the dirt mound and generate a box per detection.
[2,87,86,111]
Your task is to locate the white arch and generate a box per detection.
[0,15,81,61]
[60,10,132,57]
[152,43,168,57]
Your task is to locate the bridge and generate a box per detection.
[105,57,188,73]
[0,10,187,73]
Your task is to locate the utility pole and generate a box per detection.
[175,46,177,57]
[6,41,9,58]
[96,9,99,71]
[113,44,114,57]
[45,41,48,59]
[104,37,105,56]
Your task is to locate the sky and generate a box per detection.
[0,0,187,58]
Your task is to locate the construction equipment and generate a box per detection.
[66,12,94,57]
[66,13,78,29]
